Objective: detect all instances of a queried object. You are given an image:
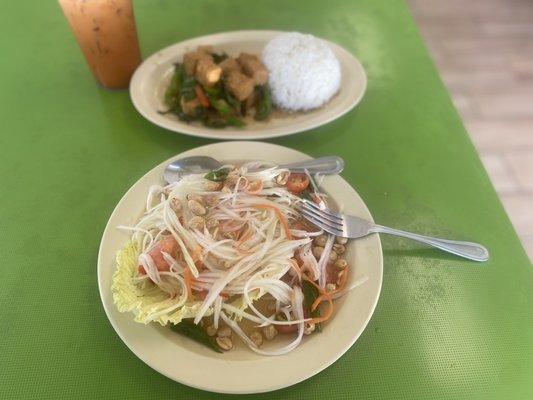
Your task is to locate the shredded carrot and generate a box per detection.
[233,227,254,254]
[289,258,302,280]
[312,265,350,309]
[303,278,334,324]
[253,204,292,240]
[237,227,253,245]
[183,266,193,299]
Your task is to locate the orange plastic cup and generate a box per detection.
[59,0,142,89]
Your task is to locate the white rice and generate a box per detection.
[262,32,341,111]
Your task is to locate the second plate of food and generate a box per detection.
[130,30,367,139]
[98,141,382,393]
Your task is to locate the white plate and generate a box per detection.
[130,30,367,140]
[97,141,382,394]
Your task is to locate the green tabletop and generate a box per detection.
[1,1,532,399]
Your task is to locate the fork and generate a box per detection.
[300,199,489,262]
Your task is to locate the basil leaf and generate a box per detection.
[204,168,230,182]
[302,280,322,332]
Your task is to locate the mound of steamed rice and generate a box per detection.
[262,32,341,112]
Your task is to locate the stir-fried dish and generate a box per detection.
[162,46,272,128]
[112,162,366,355]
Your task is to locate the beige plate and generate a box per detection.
[129,30,367,140]
[97,142,382,394]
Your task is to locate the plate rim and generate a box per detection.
[97,141,382,393]
[129,30,367,140]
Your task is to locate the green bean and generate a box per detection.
[208,95,245,127]
[254,85,272,121]
[181,75,198,102]
[164,64,184,109]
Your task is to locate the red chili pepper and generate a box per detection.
[195,85,210,108]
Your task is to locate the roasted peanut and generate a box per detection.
[206,325,217,337]
[188,199,206,215]
[222,231,239,240]
[304,321,316,335]
[188,216,205,230]
[204,180,223,191]
[332,244,346,254]
[250,331,263,347]
[216,336,233,351]
[206,218,219,229]
[186,193,205,205]
[217,326,232,338]
[325,283,337,292]
[170,198,182,213]
[312,246,324,259]
[334,258,348,270]
[314,234,327,247]
[262,325,278,340]
[335,236,348,245]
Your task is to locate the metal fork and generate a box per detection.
[300,199,489,262]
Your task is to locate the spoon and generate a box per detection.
[163,156,344,184]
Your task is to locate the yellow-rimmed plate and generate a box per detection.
[130,31,366,140]
[98,141,382,394]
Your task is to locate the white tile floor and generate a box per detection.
[407,0,533,262]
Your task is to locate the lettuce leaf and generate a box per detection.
[111,241,266,326]
[111,241,213,325]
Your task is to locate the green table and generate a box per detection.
[1,1,532,399]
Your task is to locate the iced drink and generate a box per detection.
[59,0,141,89]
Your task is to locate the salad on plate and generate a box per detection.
[112,162,367,355]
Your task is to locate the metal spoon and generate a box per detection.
[163,156,344,184]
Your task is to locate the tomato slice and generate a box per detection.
[286,173,310,194]
[149,236,178,271]
[276,324,298,334]
[138,236,179,276]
